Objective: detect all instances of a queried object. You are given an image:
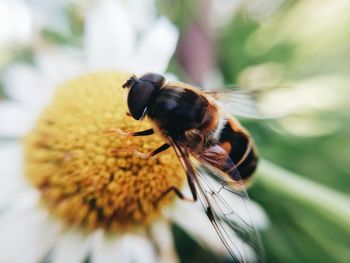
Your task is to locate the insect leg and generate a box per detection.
[153,172,197,207]
[154,142,198,207]
[153,186,193,206]
[181,153,198,202]
[109,143,170,159]
[104,128,154,137]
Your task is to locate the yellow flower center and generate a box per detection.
[24,72,185,232]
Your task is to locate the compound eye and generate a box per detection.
[139,73,165,89]
[127,81,156,120]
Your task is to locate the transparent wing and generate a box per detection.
[206,88,282,119]
[168,139,265,263]
[195,165,265,263]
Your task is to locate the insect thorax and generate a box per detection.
[146,86,209,136]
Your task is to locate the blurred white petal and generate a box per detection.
[84,0,136,70]
[0,194,61,263]
[51,230,93,263]
[171,200,228,255]
[0,101,39,137]
[3,49,84,108]
[28,0,73,34]
[0,142,31,208]
[91,231,121,263]
[0,190,40,224]
[150,221,179,263]
[133,17,179,74]
[123,0,156,32]
[91,231,157,263]
[0,0,33,47]
[3,64,54,108]
[34,48,86,85]
[121,235,157,263]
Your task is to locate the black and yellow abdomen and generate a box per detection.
[218,118,258,181]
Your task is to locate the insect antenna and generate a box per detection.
[122,74,138,89]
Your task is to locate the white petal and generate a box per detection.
[123,0,156,32]
[121,234,157,263]
[150,221,179,263]
[170,200,227,255]
[91,231,124,263]
[3,49,84,109]
[0,189,40,225]
[132,17,179,74]
[51,230,93,263]
[34,48,85,85]
[84,0,136,70]
[91,232,157,263]
[0,101,39,137]
[3,64,55,108]
[0,0,33,46]
[0,194,61,263]
[0,142,31,208]
[28,0,71,34]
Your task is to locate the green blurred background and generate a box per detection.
[1,0,349,262]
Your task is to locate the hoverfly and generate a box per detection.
[120,73,264,262]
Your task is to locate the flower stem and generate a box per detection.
[256,159,350,233]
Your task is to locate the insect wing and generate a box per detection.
[168,140,265,262]
[207,88,280,119]
[195,165,265,263]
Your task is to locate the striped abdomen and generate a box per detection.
[218,117,258,181]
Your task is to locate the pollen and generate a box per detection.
[24,72,185,232]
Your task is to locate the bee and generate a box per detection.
[120,73,263,262]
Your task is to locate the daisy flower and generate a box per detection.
[0,0,267,262]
